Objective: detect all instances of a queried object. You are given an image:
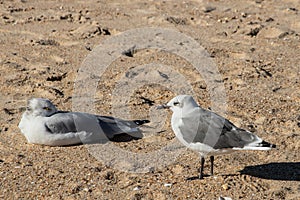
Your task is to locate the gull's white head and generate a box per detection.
[26,98,57,117]
[166,95,199,112]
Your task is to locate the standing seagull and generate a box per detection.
[19,98,149,146]
[159,95,276,179]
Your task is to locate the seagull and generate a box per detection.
[158,95,276,179]
[18,98,149,146]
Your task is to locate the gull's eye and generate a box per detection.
[173,102,180,106]
[26,106,32,111]
[43,107,51,111]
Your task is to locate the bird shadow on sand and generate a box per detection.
[63,132,144,147]
[239,162,300,181]
[110,133,143,142]
[87,132,144,144]
[186,162,300,181]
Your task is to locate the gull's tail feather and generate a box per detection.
[124,119,150,139]
[234,138,276,151]
[260,140,276,148]
[93,116,150,139]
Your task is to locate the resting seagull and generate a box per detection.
[18,98,149,146]
[159,95,276,179]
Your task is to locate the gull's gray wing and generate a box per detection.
[45,112,148,139]
[179,107,257,149]
[45,112,78,134]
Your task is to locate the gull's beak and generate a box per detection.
[156,104,170,109]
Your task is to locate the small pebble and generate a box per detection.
[202,6,216,13]
[133,186,141,191]
[164,183,172,187]
[222,183,230,190]
[219,197,232,200]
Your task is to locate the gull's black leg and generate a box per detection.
[210,156,214,176]
[199,156,205,179]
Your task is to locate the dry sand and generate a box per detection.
[0,0,299,199]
